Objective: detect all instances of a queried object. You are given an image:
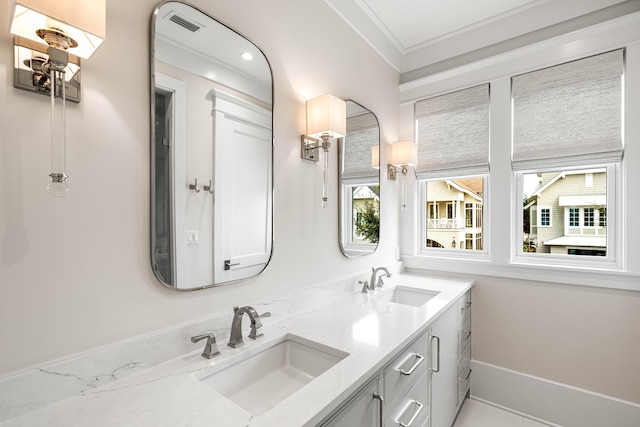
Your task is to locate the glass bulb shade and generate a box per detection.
[371,145,380,169]
[48,179,69,197]
[306,94,346,139]
[10,0,105,59]
[392,140,418,167]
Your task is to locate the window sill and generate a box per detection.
[402,255,640,292]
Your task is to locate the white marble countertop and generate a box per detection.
[3,273,473,426]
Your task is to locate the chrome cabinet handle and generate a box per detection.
[459,367,472,382]
[431,335,441,373]
[396,353,425,376]
[460,301,472,313]
[396,400,424,427]
[462,329,472,341]
[373,393,384,427]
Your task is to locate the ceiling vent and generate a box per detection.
[169,14,201,32]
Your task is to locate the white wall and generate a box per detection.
[0,0,399,374]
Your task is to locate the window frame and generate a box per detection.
[513,163,621,270]
[341,178,379,255]
[418,175,489,259]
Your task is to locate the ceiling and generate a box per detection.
[324,0,638,80]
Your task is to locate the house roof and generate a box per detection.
[452,178,483,196]
[543,236,606,248]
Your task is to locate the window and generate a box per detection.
[584,208,595,227]
[415,84,489,255]
[569,208,579,227]
[428,203,439,219]
[421,178,485,252]
[539,208,551,227]
[512,49,622,265]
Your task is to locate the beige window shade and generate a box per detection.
[415,84,490,179]
[512,49,624,170]
[342,113,379,180]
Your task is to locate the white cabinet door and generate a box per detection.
[430,304,459,427]
[322,377,381,427]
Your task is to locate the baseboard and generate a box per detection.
[470,360,640,427]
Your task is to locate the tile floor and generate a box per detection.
[453,399,550,427]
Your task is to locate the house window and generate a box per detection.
[465,234,473,249]
[599,208,607,227]
[476,233,483,250]
[569,208,579,227]
[539,208,551,227]
[428,203,438,219]
[475,205,482,228]
[584,208,595,227]
[465,203,473,227]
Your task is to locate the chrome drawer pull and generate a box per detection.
[396,400,423,427]
[396,353,425,376]
[431,335,441,373]
[373,393,384,427]
[459,367,472,382]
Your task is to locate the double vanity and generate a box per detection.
[3,271,473,426]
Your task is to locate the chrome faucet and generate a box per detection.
[228,306,271,348]
[369,266,391,289]
[191,332,221,359]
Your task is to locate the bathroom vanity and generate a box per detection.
[1,272,473,426]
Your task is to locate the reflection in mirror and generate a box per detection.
[151,1,273,290]
[339,101,381,257]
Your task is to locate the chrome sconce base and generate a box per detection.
[13,36,81,103]
[301,135,321,162]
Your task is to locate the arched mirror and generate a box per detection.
[151,1,273,290]
[339,100,380,257]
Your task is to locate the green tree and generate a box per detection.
[355,199,380,243]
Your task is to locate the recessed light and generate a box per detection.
[241,52,253,61]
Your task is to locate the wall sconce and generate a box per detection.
[371,145,380,169]
[301,94,346,207]
[389,140,418,211]
[9,0,106,197]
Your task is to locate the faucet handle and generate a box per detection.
[248,311,270,340]
[191,332,221,359]
[359,280,369,293]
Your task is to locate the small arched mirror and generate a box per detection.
[339,100,380,257]
[151,1,273,290]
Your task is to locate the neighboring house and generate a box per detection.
[426,178,483,250]
[525,169,607,256]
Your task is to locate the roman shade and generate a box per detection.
[511,49,624,170]
[342,112,379,180]
[415,84,490,179]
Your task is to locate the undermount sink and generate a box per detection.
[195,334,348,416]
[374,285,439,307]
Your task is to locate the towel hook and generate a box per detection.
[204,179,214,194]
[189,178,200,193]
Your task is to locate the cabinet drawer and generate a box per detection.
[384,372,429,427]
[383,332,429,405]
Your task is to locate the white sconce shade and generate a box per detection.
[9,0,106,60]
[371,145,380,169]
[392,140,418,166]
[306,94,346,139]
